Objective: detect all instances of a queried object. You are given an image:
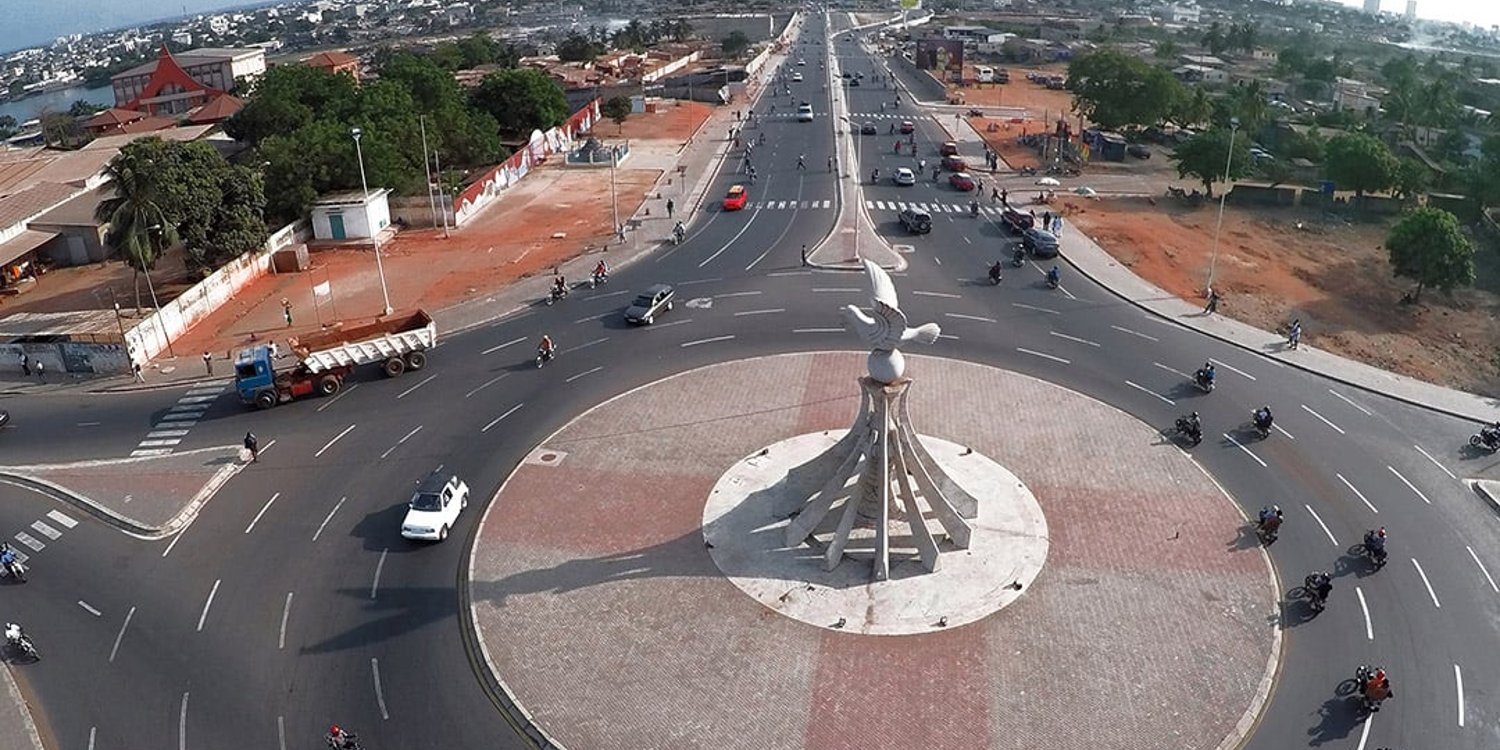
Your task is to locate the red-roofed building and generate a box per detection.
[82,108,149,136]
[185,94,244,125]
[304,51,361,81]
[111,46,265,117]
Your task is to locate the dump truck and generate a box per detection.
[234,310,437,409]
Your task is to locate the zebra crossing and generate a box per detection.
[740,199,835,210]
[130,382,227,458]
[8,509,78,564]
[865,200,1011,216]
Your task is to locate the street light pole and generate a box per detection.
[351,127,394,316]
[1206,117,1239,293]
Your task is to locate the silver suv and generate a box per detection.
[899,208,932,234]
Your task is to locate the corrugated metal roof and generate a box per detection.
[0,182,81,232]
[0,228,58,266]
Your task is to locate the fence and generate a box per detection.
[453,99,603,227]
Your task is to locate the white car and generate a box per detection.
[792,72,804,82]
[893,167,916,186]
[797,59,806,66]
[400,471,470,541]
[796,103,815,122]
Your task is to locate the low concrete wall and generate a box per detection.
[453,99,602,227]
[1227,184,1298,207]
[0,341,130,376]
[890,52,947,103]
[389,196,455,230]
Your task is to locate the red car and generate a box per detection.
[949,172,975,191]
[899,120,915,134]
[942,155,968,172]
[940,141,959,157]
[723,185,748,211]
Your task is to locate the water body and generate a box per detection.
[0,84,114,126]
[7,0,275,54]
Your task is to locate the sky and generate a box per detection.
[1337,0,1500,30]
[5,0,265,54]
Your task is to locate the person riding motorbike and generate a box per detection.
[1478,422,1500,449]
[1176,411,1203,445]
[1358,667,1393,710]
[871,168,880,184]
[0,544,21,579]
[988,261,1004,285]
[970,199,979,216]
[593,259,609,283]
[1046,265,1060,288]
[1305,570,1332,607]
[1364,527,1388,564]
[3,622,31,658]
[673,221,686,244]
[1257,504,1283,540]
[1012,247,1026,266]
[1253,406,1273,434]
[551,275,568,298]
[327,724,357,749]
[1195,362,1216,389]
[537,335,556,363]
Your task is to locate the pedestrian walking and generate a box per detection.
[975,176,983,193]
[991,186,1000,204]
[749,166,758,184]
[202,351,213,376]
[132,362,145,383]
[1043,211,1053,228]
[34,360,43,381]
[1204,288,1221,315]
[1001,188,1008,206]
[18,353,28,377]
[827,155,834,172]
[243,432,259,462]
[801,244,809,266]
[797,154,806,170]
[666,198,675,218]
[282,299,293,327]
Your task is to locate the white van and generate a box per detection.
[796,103,815,122]
[976,66,995,83]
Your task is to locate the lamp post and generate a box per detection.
[1205,117,1239,293]
[351,127,394,316]
[610,143,621,242]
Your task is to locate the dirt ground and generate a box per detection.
[1057,196,1500,396]
[2,249,193,317]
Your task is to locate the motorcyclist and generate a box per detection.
[552,275,568,298]
[1257,504,1283,537]
[593,259,609,282]
[1365,527,1387,559]
[1360,667,1393,708]
[1180,411,1202,437]
[0,544,18,577]
[1046,266,1060,288]
[1306,570,1332,605]
[673,221,686,243]
[989,261,1004,284]
[1012,247,1026,266]
[1480,422,1500,447]
[538,335,556,362]
[871,168,880,183]
[970,199,979,216]
[1196,362,1216,388]
[1253,405,1273,432]
[327,724,356,749]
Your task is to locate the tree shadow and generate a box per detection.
[1226,523,1262,552]
[297,585,457,655]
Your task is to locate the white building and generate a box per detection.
[1167,3,1201,23]
[1404,0,1416,20]
[311,190,391,242]
[1362,0,1380,14]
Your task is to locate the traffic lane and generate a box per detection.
[0,386,226,464]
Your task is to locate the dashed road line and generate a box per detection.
[244,493,281,534]
[395,373,438,399]
[682,335,736,347]
[1455,664,1465,727]
[465,373,508,399]
[1304,504,1338,545]
[279,592,293,650]
[371,548,388,599]
[1355,587,1373,640]
[564,366,603,383]
[316,383,359,412]
[1411,558,1441,608]
[1327,389,1373,416]
[1124,380,1174,406]
[1049,331,1099,347]
[811,287,860,293]
[1111,325,1158,342]
[1015,347,1070,365]
[793,327,844,333]
[945,312,996,324]
[911,290,961,299]
[196,579,221,632]
[1300,404,1345,435]
[371,658,390,720]
[179,693,189,750]
[567,337,610,354]
[1465,546,1498,592]
[571,311,613,324]
[482,404,523,434]
[314,424,357,458]
[1386,466,1431,505]
[108,606,135,662]
[1208,358,1257,381]
[78,600,101,617]
[715,291,763,299]
[380,426,423,460]
[1010,302,1059,315]
[1414,444,1457,480]
[1223,434,1266,468]
[312,497,346,542]
[1336,473,1378,514]
[734,308,785,317]
[1152,361,1191,380]
[641,318,695,331]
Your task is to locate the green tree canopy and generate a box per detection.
[557,32,605,63]
[1325,132,1398,198]
[1391,158,1430,201]
[721,31,752,59]
[602,96,632,132]
[1066,49,1184,131]
[1385,207,1474,301]
[1170,127,1253,198]
[471,68,569,140]
[225,65,360,146]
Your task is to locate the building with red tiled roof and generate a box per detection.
[304,51,361,81]
[185,94,243,125]
[82,108,149,136]
[111,46,265,117]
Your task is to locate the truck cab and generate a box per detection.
[234,346,278,406]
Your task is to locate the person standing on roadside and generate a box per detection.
[666,198,675,218]
[18,353,28,377]
[203,351,214,376]
[244,432,259,462]
[34,360,44,381]
[1204,288,1221,315]
[133,362,145,383]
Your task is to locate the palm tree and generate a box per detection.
[1229,80,1269,134]
[93,159,177,313]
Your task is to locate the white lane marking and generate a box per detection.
[279,592,293,650]
[1057,284,1078,301]
[677,277,722,286]
[395,373,438,399]
[146,430,190,439]
[945,312,996,323]
[589,289,631,300]
[641,318,695,331]
[1112,325,1158,342]
[1049,331,1100,347]
[167,404,207,413]
[1355,713,1371,750]
[1304,504,1338,545]
[1336,473,1379,514]
[177,395,217,404]
[109,606,135,662]
[1411,558,1442,607]
[1223,434,1266,468]
[161,531,184,557]
[571,311,613,324]
[131,449,175,458]
[482,404,523,434]
[1300,404,1345,435]
[1466,546,1499,592]
[78,600,101,617]
[13,532,42,552]
[767,270,812,277]
[156,414,199,423]
[1455,664,1465,726]
[30,521,59,540]
[179,692,189,750]
[1355,587,1373,640]
[1124,380,1174,406]
[1152,361,1191,379]
[744,244,775,271]
[136,439,182,448]
[371,548,388,600]
[734,308,785,317]
[46,510,76,528]
[699,207,766,267]
[184,387,222,397]
[277,715,286,750]
[371,658,391,720]
[1010,302,1059,315]
[1273,423,1296,440]
[1328,389,1373,416]
[314,424,357,458]
[196,579,221,631]
[715,291,763,299]
[1386,466,1431,505]
[312,497,346,542]
[682,335,736,348]
[315,383,358,412]
[465,372,509,399]
[812,287,860,293]
[911,290,961,299]
[88,727,95,750]
[243,492,281,534]
[1414,444,1457,480]
[1207,358,1257,381]
[793,327,845,333]
[934,255,944,263]
[486,336,528,355]
[565,366,603,383]
[1015,347,1070,365]
[380,426,423,460]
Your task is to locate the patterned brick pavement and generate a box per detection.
[469,352,1279,750]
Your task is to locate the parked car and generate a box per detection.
[899,120,915,134]
[1001,207,1035,233]
[400,471,470,542]
[899,208,933,234]
[848,78,860,87]
[1126,144,1151,159]
[942,155,968,172]
[723,185,748,211]
[625,284,676,325]
[1022,227,1060,258]
[949,172,976,191]
[893,167,916,186]
[860,122,878,135]
[796,103,815,122]
[939,141,959,157]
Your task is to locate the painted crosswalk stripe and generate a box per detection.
[137,439,182,448]
[821,200,831,208]
[14,533,43,552]
[184,387,222,397]
[168,404,208,413]
[155,419,198,428]
[131,448,173,458]
[46,510,77,529]
[177,395,218,404]
[30,521,60,540]
[147,430,191,439]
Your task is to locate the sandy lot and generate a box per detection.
[1058,195,1500,396]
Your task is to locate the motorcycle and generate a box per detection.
[1302,573,1330,612]
[1045,273,1060,290]
[1470,429,1500,452]
[1256,516,1281,544]
[1251,411,1272,439]
[546,286,568,305]
[967,108,984,117]
[871,169,880,184]
[1362,531,1388,568]
[1174,416,1203,446]
[1011,248,1026,267]
[535,348,555,369]
[1194,369,1215,393]
[2,557,25,584]
[988,263,1004,286]
[5,627,36,660]
[327,731,363,750]
[589,270,609,288]
[1354,665,1392,713]
[1019,166,1037,176]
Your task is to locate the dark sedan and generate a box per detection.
[624,284,676,325]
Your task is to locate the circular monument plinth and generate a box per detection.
[469,352,1279,750]
[703,432,1048,635]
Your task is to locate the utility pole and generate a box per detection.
[419,115,437,232]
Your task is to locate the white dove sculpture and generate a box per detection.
[841,258,941,383]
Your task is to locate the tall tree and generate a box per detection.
[602,96,632,133]
[1170,127,1254,197]
[1226,80,1270,133]
[1325,132,1398,199]
[1385,207,1474,301]
[94,154,179,311]
[557,32,603,63]
[1066,49,1184,131]
[1173,87,1213,127]
[721,31,752,59]
[470,68,570,139]
[1391,158,1430,201]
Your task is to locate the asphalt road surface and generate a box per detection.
[2,11,1497,750]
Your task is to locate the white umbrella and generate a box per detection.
[1072,186,1097,197]
[1034,177,1060,187]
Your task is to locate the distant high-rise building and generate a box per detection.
[1404,0,1417,20]
[1363,0,1380,14]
